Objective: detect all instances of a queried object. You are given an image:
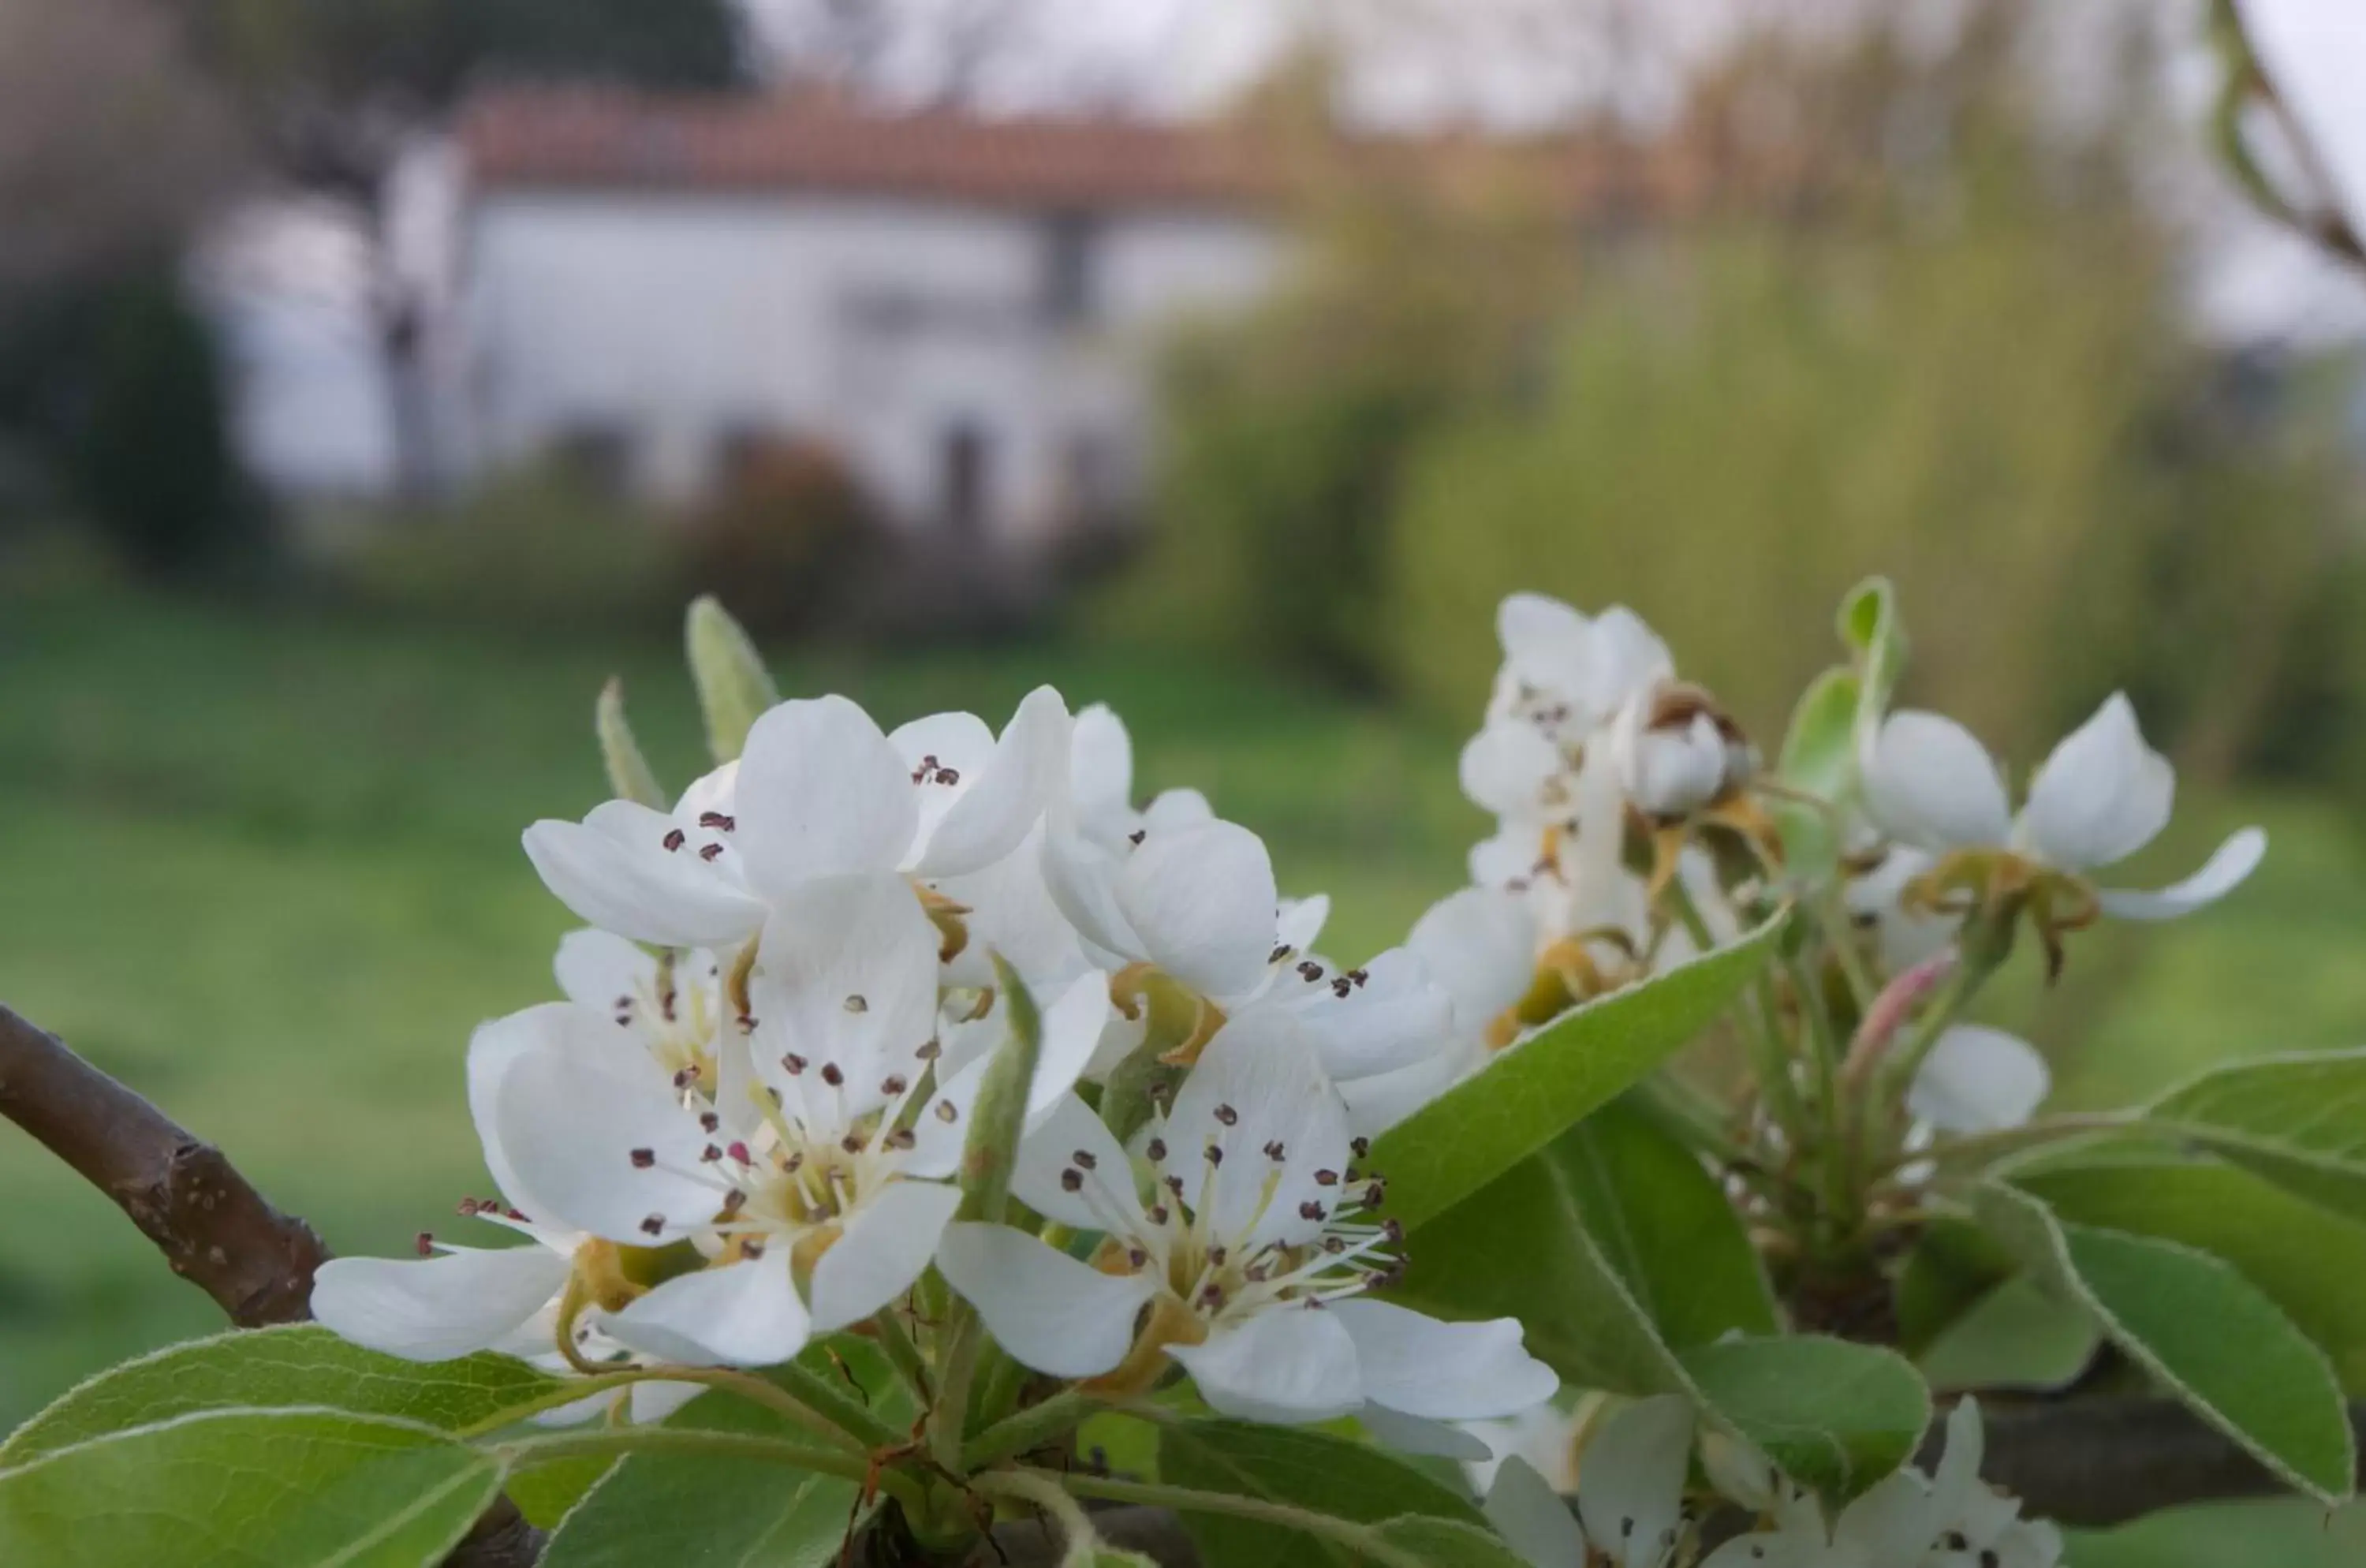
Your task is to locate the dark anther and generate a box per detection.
[629,1148,656,1169]
[1299,1201,1327,1221]
[698,812,737,831]
[1146,1137,1169,1162]
[639,1214,666,1236]
[414,1231,435,1256]
[1061,1169,1086,1193]
[820,1062,846,1087]
[1296,960,1323,981]
[662,827,687,852]
[698,842,725,861]
[1073,1149,1099,1170]
[1213,1104,1239,1126]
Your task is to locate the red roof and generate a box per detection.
[458,89,1285,210]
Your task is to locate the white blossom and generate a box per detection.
[1861,695,2263,921]
[935,1014,1554,1434]
[1483,1396,1695,1568]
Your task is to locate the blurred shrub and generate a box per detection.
[341,463,676,629]
[677,439,879,634]
[65,271,271,581]
[1120,6,2366,779]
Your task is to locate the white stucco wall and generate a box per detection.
[453,188,1289,543]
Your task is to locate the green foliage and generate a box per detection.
[1155,1418,1486,1566]
[1909,1276,2099,1394]
[0,1324,560,1466]
[2018,1159,2366,1393]
[1364,1516,1534,1568]
[62,271,264,581]
[595,678,668,808]
[957,958,1043,1224]
[339,463,681,629]
[0,1407,504,1566]
[538,1394,862,1568]
[1371,913,1784,1230]
[2142,1048,2366,1218]
[1677,1337,1932,1499]
[685,595,782,765]
[1977,1184,2357,1506]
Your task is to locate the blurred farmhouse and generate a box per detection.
[211,93,1292,550]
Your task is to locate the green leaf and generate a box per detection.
[1836,576,1904,722]
[1976,1183,2357,1506]
[2144,1049,2366,1219]
[1369,1515,1534,1568]
[1678,1337,1931,1499]
[959,957,1043,1224]
[2019,1158,2366,1394]
[1157,1418,1485,1568]
[1772,668,1859,875]
[1894,1217,2017,1357]
[505,1455,616,1530]
[1550,1096,1778,1348]
[0,1323,562,1466]
[1390,1145,1924,1498]
[595,677,667,808]
[685,595,781,763]
[1913,1275,2101,1394]
[539,1387,862,1567]
[1371,913,1784,1230]
[0,1407,504,1567]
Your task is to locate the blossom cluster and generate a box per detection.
[312,685,1553,1440]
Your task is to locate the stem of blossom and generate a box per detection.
[1664,879,1808,1137]
[1632,1073,1745,1161]
[494,1424,875,1484]
[1037,1469,1431,1568]
[972,1468,1106,1564]
[962,1386,1105,1472]
[764,1355,907,1449]
[1875,1111,2136,1179]
[871,1305,935,1406]
[1785,950,1851,1217]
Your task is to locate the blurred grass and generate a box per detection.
[1,586,2362,1559]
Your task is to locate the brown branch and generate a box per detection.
[0,1002,536,1566]
[0,1003,327,1324]
[1925,1396,2366,1529]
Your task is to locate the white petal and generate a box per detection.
[807,1178,963,1331]
[890,710,998,865]
[1277,947,1457,1084]
[492,1037,718,1242]
[1575,1395,1693,1568]
[1142,789,1214,831]
[1337,1047,1472,1137]
[912,687,1072,878]
[1118,819,1278,999]
[553,929,658,1010]
[523,807,766,949]
[1461,722,1565,819]
[751,873,941,1118]
[1032,972,1114,1119]
[1698,1536,1827,1568]
[1909,1026,2049,1135]
[1275,894,1331,958]
[1926,1398,1987,1526]
[1862,711,2013,853]
[935,1221,1155,1378]
[1484,1455,1591,1568]
[1163,1011,1349,1249]
[466,1004,592,1222]
[607,1257,812,1368]
[1041,812,1144,958]
[734,696,917,894]
[2097,826,2266,920]
[1498,592,1592,677]
[2018,694,2174,871]
[933,831,1089,992]
[1409,887,1537,1038]
[1580,608,1675,722]
[1330,1299,1558,1421]
[629,1381,707,1424]
[1169,1305,1364,1424]
[311,1245,572,1363]
[1012,1094,1143,1232]
[674,760,740,820]
[1069,703,1136,834]
[1832,1469,1937,1560]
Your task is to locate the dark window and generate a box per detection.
[941,420,991,537]
[552,422,631,496]
[1042,212,1098,325]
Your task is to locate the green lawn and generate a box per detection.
[2,585,2362,1561]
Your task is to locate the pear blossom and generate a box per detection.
[1906,1025,2051,1136]
[1483,1396,1696,1568]
[524,689,1071,951]
[554,929,731,1097]
[483,872,1106,1369]
[1860,694,2264,922]
[935,1012,1554,1433]
[1605,685,1756,822]
[311,1006,699,1421]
